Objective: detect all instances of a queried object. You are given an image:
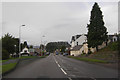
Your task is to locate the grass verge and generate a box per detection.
[1,55,47,66]
[68,56,108,63]
[19,56,37,59]
[2,62,17,74]
[1,56,38,63]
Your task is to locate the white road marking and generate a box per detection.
[58,64,61,67]
[90,77,96,80]
[68,77,72,80]
[55,59,58,64]
[54,56,58,63]
[60,68,67,75]
[54,55,69,78]
[56,61,58,64]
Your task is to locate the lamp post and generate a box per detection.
[19,25,25,56]
[14,45,16,53]
[41,35,45,56]
[14,45,16,58]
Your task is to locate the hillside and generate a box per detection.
[87,42,118,63]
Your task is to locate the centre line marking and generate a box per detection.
[58,64,61,67]
[56,61,58,64]
[90,77,96,80]
[54,57,58,64]
[60,68,67,75]
[55,60,58,64]
[68,77,72,80]
[54,56,67,76]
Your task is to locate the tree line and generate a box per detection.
[46,42,70,53]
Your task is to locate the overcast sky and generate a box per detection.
[2,2,118,46]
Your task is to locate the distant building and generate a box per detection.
[34,48,41,56]
[29,48,35,56]
[108,34,118,43]
[20,47,30,56]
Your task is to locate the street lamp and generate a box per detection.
[41,35,45,56]
[14,45,16,53]
[14,45,16,57]
[19,25,25,56]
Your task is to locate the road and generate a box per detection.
[3,53,118,79]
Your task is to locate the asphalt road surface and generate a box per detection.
[3,53,118,79]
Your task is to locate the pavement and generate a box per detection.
[3,53,118,79]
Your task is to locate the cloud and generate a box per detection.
[99,2,118,34]
[2,2,118,45]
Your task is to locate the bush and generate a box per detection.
[108,42,118,51]
[88,48,92,55]
[2,49,9,60]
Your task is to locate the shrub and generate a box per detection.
[2,49,9,60]
[88,48,92,55]
[108,42,118,51]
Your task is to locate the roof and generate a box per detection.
[71,34,87,43]
[108,35,118,40]
[71,45,82,51]
[22,47,29,51]
[71,35,81,43]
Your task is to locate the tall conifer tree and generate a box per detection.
[87,2,108,51]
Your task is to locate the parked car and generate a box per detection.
[56,52,59,55]
[46,52,50,55]
[63,53,68,56]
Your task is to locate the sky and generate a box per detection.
[1,1,118,46]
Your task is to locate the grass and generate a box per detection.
[2,62,17,74]
[39,56,46,58]
[1,55,47,63]
[97,42,118,52]
[2,60,9,63]
[68,56,108,63]
[1,56,38,63]
[0,65,2,74]
[85,42,119,61]
[19,56,37,59]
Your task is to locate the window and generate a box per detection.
[24,50,27,53]
[77,42,78,46]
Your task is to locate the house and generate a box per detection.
[70,33,118,56]
[70,34,88,56]
[70,45,83,56]
[108,33,118,43]
[71,34,87,48]
[29,48,35,56]
[20,47,30,56]
[34,48,41,56]
[97,34,118,51]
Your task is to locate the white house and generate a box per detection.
[70,45,83,56]
[70,34,88,56]
[70,33,118,56]
[71,34,87,48]
[20,47,30,56]
[108,34,118,43]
